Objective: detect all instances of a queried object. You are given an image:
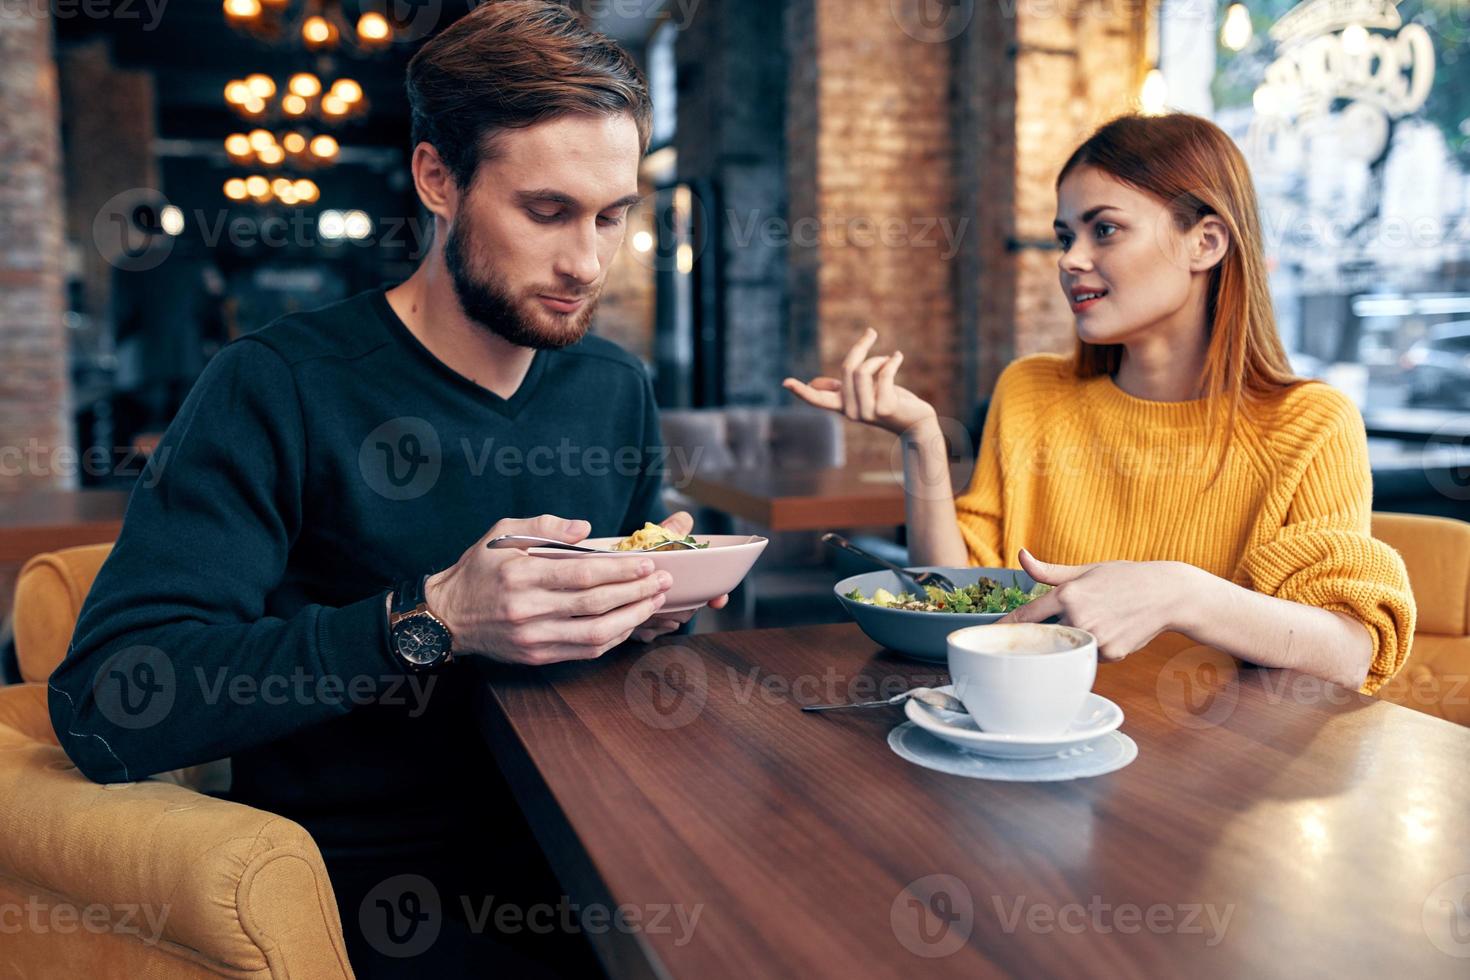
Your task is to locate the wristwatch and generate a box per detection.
[387,574,454,671]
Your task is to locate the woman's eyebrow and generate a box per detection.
[1053,205,1123,230]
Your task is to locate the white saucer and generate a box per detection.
[889,723,1138,781]
[905,687,1124,759]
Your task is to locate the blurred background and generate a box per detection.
[2,0,1469,626]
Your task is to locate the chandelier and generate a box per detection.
[223,0,395,53]
[223,72,367,124]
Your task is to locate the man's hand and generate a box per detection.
[630,510,730,643]
[424,514,672,665]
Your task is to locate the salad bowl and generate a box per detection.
[833,566,1051,662]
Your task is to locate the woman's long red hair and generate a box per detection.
[1058,113,1308,484]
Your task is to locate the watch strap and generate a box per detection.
[391,574,429,617]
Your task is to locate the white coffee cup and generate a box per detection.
[946,623,1098,736]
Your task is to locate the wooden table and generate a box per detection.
[478,624,1470,979]
[682,464,973,531]
[0,490,129,564]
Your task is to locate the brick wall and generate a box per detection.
[0,7,70,494]
[57,38,158,328]
[1010,2,1147,367]
[787,0,960,466]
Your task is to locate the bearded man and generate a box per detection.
[51,3,718,974]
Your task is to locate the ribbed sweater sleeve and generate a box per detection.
[1233,398,1416,694]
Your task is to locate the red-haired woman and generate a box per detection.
[786,113,1414,694]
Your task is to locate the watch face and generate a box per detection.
[393,615,451,666]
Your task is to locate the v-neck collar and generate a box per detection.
[371,285,547,419]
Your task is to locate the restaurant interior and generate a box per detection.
[2,0,1469,977]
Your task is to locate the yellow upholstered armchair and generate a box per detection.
[0,544,354,979]
[1372,512,1470,727]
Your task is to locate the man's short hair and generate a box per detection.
[406,0,652,191]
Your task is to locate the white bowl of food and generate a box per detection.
[529,524,768,612]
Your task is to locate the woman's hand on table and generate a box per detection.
[997,548,1201,662]
[630,510,729,644]
[782,328,939,438]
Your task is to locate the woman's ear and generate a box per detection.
[1190,214,1231,273]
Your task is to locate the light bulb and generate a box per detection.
[303,16,334,45]
[319,210,345,240]
[223,0,261,19]
[331,78,363,104]
[1140,68,1168,115]
[288,73,321,98]
[1221,4,1252,52]
[244,73,276,99]
[357,12,390,41]
[343,210,372,240]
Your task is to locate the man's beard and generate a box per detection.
[442,215,600,350]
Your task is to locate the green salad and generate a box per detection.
[844,577,1050,614]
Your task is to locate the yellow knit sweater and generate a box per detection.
[954,353,1415,694]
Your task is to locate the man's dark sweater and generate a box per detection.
[48,285,664,855]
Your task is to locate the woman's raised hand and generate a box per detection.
[782,328,938,436]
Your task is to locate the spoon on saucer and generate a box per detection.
[801,686,966,714]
